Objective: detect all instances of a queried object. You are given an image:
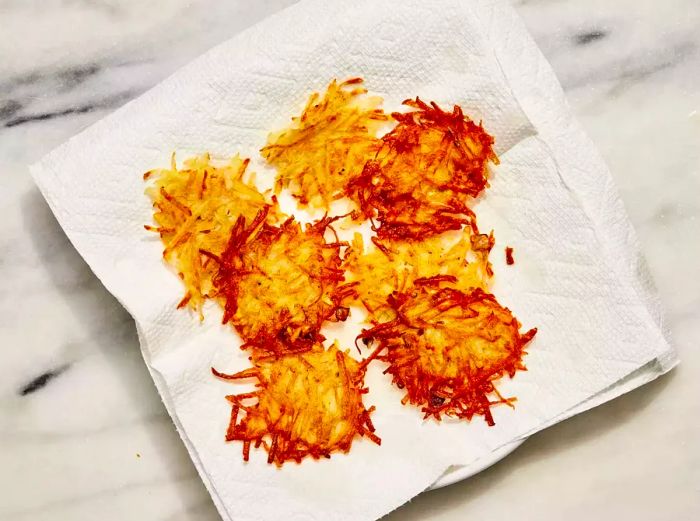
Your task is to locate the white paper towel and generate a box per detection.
[30,0,677,520]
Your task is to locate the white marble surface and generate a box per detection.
[0,0,698,519]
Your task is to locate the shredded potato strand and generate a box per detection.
[214,344,380,466]
[144,154,278,315]
[359,279,537,425]
[351,98,499,239]
[262,78,389,209]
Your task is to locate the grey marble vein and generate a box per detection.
[573,29,608,46]
[18,364,70,396]
[4,90,138,128]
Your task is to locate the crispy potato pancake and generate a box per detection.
[359,279,536,425]
[144,154,277,315]
[352,98,498,239]
[214,210,354,354]
[213,344,380,465]
[261,78,388,209]
[344,230,494,322]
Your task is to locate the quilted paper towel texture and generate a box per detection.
[31,0,676,520]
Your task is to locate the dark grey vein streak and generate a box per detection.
[58,63,101,89]
[19,364,70,396]
[575,29,608,46]
[563,40,697,91]
[0,99,23,119]
[3,91,138,128]
[5,104,98,128]
[0,62,101,93]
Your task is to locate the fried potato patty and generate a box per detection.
[352,98,498,239]
[360,279,536,425]
[213,344,380,465]
[144,154,277,315]
[262,78,388,209]
[214,211,351,354]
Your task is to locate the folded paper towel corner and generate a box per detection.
[29,0,678,519]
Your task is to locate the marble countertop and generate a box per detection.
[1,0,698,519]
